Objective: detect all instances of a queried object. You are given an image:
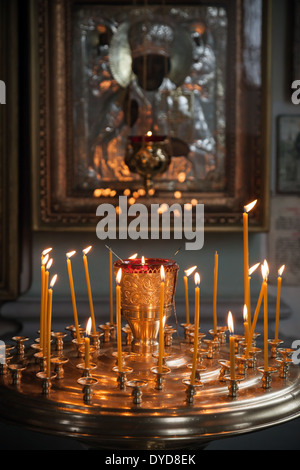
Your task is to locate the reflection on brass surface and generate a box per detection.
[114,258,179,354]
[0,332,300,450]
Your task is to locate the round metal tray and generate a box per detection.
[0,335,299,450]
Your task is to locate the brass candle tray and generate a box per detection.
[0,330,299,450]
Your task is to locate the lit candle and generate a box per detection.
[66,251,82,344]
[116,268,123,372]
[191,272,200,385]
[247,263,260,329]
[243,304,249,343]
[46,274,57,378]
[183,266,197,325]
[109,249,113,325]
[43,258,53,357]
[82,246,96,335]
[275,265,285,342]
[228,311,236,380]
[245,260,269,359]
[243,200,257,324]
[158,265,166,374]
[85,317,92,369]
[263,262,270,372]
[40,253,49,351]
[128,253,138,260]
[213,252,218,334]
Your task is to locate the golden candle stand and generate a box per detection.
[0,324,299,451]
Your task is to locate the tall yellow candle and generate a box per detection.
[82,246,96,335]
[109,250,114,325]
[247,263,260,330]
[158,265,166,374]
[191,273,200,385]
[275,265,285,342]
[245,260,269,359]
[243,304,249,343]
[46,274,57,378]
[40,253,49,350]
[66,251,82,344]
[243,200,257,324]
[116,268,123,372]
[43,258,53,357]
[213,252,218,334]
[85,317,92,369]
[228,311,236,380]
[264,274,269,372]
[183,266,197,325]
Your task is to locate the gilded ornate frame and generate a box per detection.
[30,0,271,232]
[0,0,19,300]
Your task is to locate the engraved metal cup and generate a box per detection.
[114,258,179,354]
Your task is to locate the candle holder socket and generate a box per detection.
[225,375,245,398]
[244,347,262,369]
[257,366,278,389]
[126,379,148,405]
[77,376,98,404]
[151,365,171,390]
[268,339,284,359]
[112,365,133,390]
[51,356,69,379]
[99,323,115,343]
[186,362,207,382]
[52,332,67,352]
[182,378,203,405]
[276,348,294,379]
[76,361,97,377]
[9,363,26,386]
[12,336,29,357]
[36,371,57,395]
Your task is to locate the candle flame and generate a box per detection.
[86,317,92,336]
[46,258,53,270]
[243,304,248,322]
[50,274,57,288]
[261,259,269,281]
[116,268,122,285]
[128,253,138,260]
[42,248,52,257]
[278,265,285,277]
[147,131,152,137]
[160,265,165,282]
[42,254,49,266]
[194,272,200,286]
[227,311,234,334]
[244,200,257,213]
[184,266,197,277]
[66,251,76,259]
[82,246,92,255]
[141,256,145,265]
[249,263,260,276]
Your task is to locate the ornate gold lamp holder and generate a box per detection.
[0,258,299,450]
[125,135,172,191]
